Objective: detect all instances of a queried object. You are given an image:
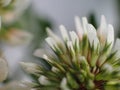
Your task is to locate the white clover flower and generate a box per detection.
[21,16,120,90]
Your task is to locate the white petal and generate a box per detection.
[38,76,50,85]
[102,63,113,73]
[67,41,73,50]
[46,36,66,53]
[107,24,114,47]
[46,28,55,37]
[59,25,69,41]
[46,28,65,48]
[20,62,40,74]
[82,17,88,34]
[45,37,56,50]
[43,54,51,62]
[67,41,75,56]
[60,78,70,90]
[46,27,62,43]
[97,15,108,43]
[114,39,120,58]
[69,31,79,45]
[74,16,83,39]
[51,66,59,72]
[114,39,120,50]
[100,15,107,30]
[87,24,99,49]
[33,49,46,58]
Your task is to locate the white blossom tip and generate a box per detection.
[107,24,114,45]
[33,49,46,58]
[100,15,107,28]
[46,27,52,35]
[45,37,55,49]
[38,76,50,85]
[87,24,99,48]
[59,25,69,41]
[74,16,81,25]
[74,16,83,39]
[82,17,88,34]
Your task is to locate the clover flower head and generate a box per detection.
[21,15,120,90]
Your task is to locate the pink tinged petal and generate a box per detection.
[82,17,88,34]
[74,16,83,40]
[107,24,114,48]
[97,15,107,44]
[87,24,99,49]
[59,25,69,42]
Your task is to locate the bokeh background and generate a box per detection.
[0,0,120,89]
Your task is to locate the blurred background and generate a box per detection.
[0,0,120,89]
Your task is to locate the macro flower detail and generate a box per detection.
[21,16,120,90]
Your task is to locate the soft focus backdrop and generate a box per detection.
[33,0,118,32]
